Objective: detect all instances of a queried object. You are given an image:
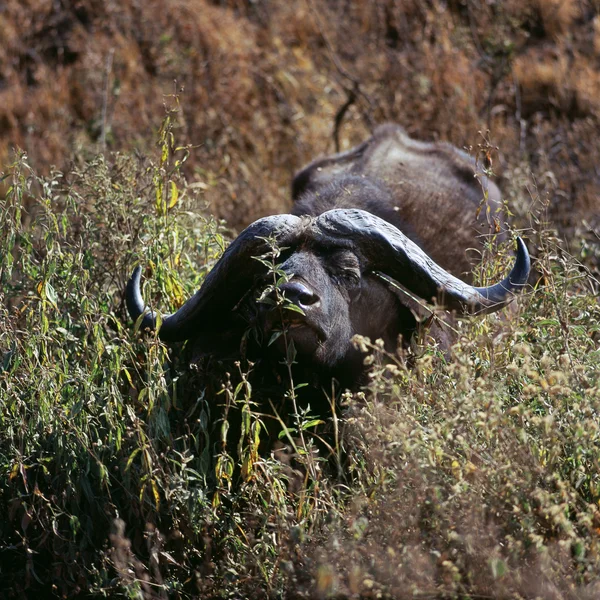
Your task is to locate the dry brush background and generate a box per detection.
[1,0,600,240]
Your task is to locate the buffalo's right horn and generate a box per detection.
[126,214,304,341]
[315,208,530,314]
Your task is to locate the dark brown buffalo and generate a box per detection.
[126,125,529,387]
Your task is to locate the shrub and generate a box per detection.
[1,114,600,598]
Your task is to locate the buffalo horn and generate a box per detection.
[315,208,530,314]
[126,214,303,341]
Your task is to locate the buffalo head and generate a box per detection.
[126,207,530,385]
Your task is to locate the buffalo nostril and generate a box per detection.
[278,281,319,308]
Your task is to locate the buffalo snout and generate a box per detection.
[256,275,329,357]
[278,280,320,310]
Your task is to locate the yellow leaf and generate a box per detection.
[168,181,179,209]
[465,461,477,475]
[151,479,160,509]
[451,460,462,479]
[155,185,164,214]
[122,367,134,388]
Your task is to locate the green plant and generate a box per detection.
[2,112,600,598]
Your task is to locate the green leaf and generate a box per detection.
[535,319,559,327]
[125,448,141,472]
[278,426,296,440]
[301,419,325,430]
[284,304,305,316]
[286,338,297,363]
[251,256,274,268]
[234,381,244,399]
[258,296,276,306]
[221,420,230,444]
[268,331,283,346]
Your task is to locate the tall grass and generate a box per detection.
[1,120,600,598]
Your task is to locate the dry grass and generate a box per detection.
[514,48,600,119]
[536,0,580,39]
[0,0,599,247]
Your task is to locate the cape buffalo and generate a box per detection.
[126,125,530,388]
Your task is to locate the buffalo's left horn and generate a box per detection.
[315,208,530,314]
[126,214,304,341]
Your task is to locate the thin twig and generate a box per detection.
[333,86,357,152]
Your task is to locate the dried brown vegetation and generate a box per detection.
[1,0,599,245]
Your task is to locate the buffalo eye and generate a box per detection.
[339,268,360,286]
[327,249,361,288]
